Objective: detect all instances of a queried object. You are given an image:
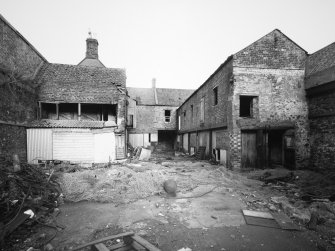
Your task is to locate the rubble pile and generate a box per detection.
[247,168,335,240]
[0,159,62,248]
[59,165,169,204]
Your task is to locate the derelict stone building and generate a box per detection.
[177,30,310,170]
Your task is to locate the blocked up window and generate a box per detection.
[127,114,133,127]
[240,96,257,118]
[165,109,171,122]
[213,86,218,105]
[200,97,205,122]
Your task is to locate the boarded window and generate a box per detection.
[165,110,171,122]
[213,87,218,105]
[200,97,205,122]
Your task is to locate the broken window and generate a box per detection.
[59,103,78,120]
[213,86,218,105]
[200,97,205,123]
[40,102,57,119]
[240,96,257,118]
[165,110,171,122]
[81,104,117,122]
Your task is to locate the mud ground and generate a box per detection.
[31,153,333,250]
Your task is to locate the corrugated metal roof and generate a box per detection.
[28,119,116,128]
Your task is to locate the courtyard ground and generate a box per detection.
[2,151,335,250]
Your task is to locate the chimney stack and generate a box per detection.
[86,37,99,59]
[152,78,158,104]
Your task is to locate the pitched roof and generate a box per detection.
[78,58,105,68]
[305,42,335,77]
[28,119,116,128]
[127,87,156,105]
[36,63,126,103]
[156,88,194,106]
[127,87,194,106]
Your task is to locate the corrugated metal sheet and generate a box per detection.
[27,129,53,164]
[53,129,94,162]
[94,132,116,162]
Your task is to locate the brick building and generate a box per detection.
[127,79,193,149]
[26,37,127,163]
[177,30,310,170]
[305,43,335,170]
[0,14,47,161]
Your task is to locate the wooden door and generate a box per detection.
[241,131,257,169]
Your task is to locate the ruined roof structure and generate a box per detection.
[36,63,126,103]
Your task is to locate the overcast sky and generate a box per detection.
[2,0,335,89]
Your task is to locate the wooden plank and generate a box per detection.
[242,210,274,219]
[131,235,161,251]
[72,232,134,251]
[92,243,109,251]
[131,241,146,250]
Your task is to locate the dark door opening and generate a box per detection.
[268,130,284,167]
[158,130,176,150]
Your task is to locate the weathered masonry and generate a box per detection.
[127,79,193,150]
[177,30,310,170]
[305,42,335,170]
[26,37,127,164]
[0,14,47,162]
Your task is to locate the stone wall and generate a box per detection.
[178,59,233,133]
[128,105,178,134]
[0,15,47,161]
[231,67,309,169]
[308,89,335,170]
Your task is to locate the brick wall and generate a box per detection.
[178,59,233,132]
[308,90,335,170]
[129,105,178,134]
[0,16,46,161]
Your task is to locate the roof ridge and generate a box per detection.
[309,42,335,57]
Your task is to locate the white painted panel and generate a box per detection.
[129,134,143,147]
[53,129,94,162]
[27,129,53,164]
[94,132,115,162]
[150,133,158,142]
[143,133,150,147]
[220,149,227,165]
[183,133,188,152]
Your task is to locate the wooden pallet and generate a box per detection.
[73,232,161,251]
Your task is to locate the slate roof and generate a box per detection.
[36,63,126,103]
[28,119,116,128]
[127,87,194,106]
[78,57,105,68]
[305,42,335,77]
[156,88,194,106]
[127,87,156,105]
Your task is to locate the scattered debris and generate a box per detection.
[163,179,177,196]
